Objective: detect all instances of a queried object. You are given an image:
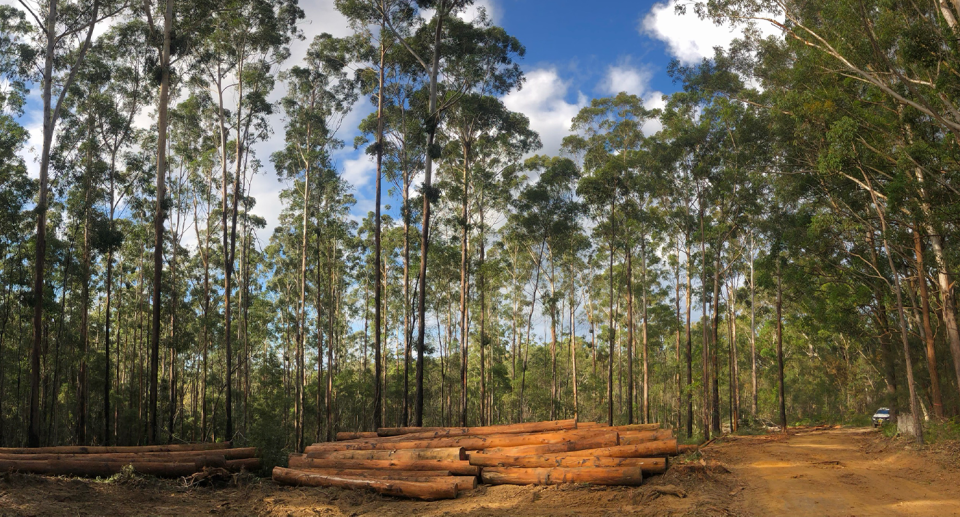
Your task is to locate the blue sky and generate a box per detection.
[7,0,763,248]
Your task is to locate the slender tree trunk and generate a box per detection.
[685,245,693,438]
[570,267,579,422]
[675,242,682,432]
[316,240,323,443]
[728,277,739,432]
[776,261,786,433]
[149,0,173,445]
[520,243,545,422]
[373,27,386,434]
[641,237,649,425]
[870,185,924,444]
[913,229,943,418]
[459,142,471,427]
[401,131,411,428]
[608,199,616,426]
[414,3,447,427]
[327,237,337,442]
[549,261,558,421]
[479,210,487,426]
[711,251,722,434]
[911,165,960,401]
[31,0,99,448]
[699,200,710,441]
[626,245,634,425]
[750,234,757,417]
[296,121,312,450]
[78,146,93,446]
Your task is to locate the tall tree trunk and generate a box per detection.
[296,117,312,450]
[911,164,960,402]
[685,244,693,438]
[870,183,924,444]
[316,238,323,443]
[570,267,579,422]
[401,131,411,428]
[373,26,386,434]
[710,250,722,434]
[479,209,487,426]
[641,237,649,425]
[727,277,739,432]
[750,234,758,417]
[674,242,682,432]
[626,244,634,425]
[549,261,558,422]
[699,200,710,441]
[913,229,943,418]
[149,0,173,446]
[327,236,337,442]
[776,260,786,433]
[608,199,616,426]
[78,141,93,446]
[31,0,99,448]
[414,2,447,427]
[459,142,471,427]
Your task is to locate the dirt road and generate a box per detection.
[710,427,960,517]
[1,428,957,516]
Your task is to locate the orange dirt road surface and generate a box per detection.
[709,427,960,516]
[1,427,957,516]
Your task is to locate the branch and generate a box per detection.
[16,0,45,30]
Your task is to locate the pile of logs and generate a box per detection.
[0,442,259,478]
[273,419,684,500]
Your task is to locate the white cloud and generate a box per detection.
[340,154,375,190]
[503,68,586,156]
[598,61,666,135]
[641,0,778,65]
[458,0,500,24]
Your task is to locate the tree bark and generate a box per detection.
[912,228,943,418]
[373,25,386,433]
[776,260,786,433]
[414,1,448,427]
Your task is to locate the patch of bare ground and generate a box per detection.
[706,427,960,517]
[5,428,955,517]
[0,457,740,517]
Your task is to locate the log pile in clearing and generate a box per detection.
[273,419,685,500]
[0,442,259,478]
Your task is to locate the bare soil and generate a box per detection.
[1,427,957,516]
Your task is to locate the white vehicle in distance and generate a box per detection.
[872,407,891,428]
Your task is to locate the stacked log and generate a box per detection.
[274,419,687,500]
[0,442,260,478]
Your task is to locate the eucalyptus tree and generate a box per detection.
[508,156,578,421]
[136,0,221,444]
[373,0,501,426]
[702,0,960,413]
[440,91,535,426]
[650,97,702,436]
[335,0,407,431]
[272,32,354,450]
[16,0,125,447]
[82,22,152,445]
[0,5,34,446]
[197,0,302,441]
[567,93,656,425]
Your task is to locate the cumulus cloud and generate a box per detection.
[458,0,500,24]
[503,68,586,156]
[598,61,667,135]
[641,0,778,65]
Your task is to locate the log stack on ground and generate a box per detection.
[0,442,259,478]
[273,419,688,500]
